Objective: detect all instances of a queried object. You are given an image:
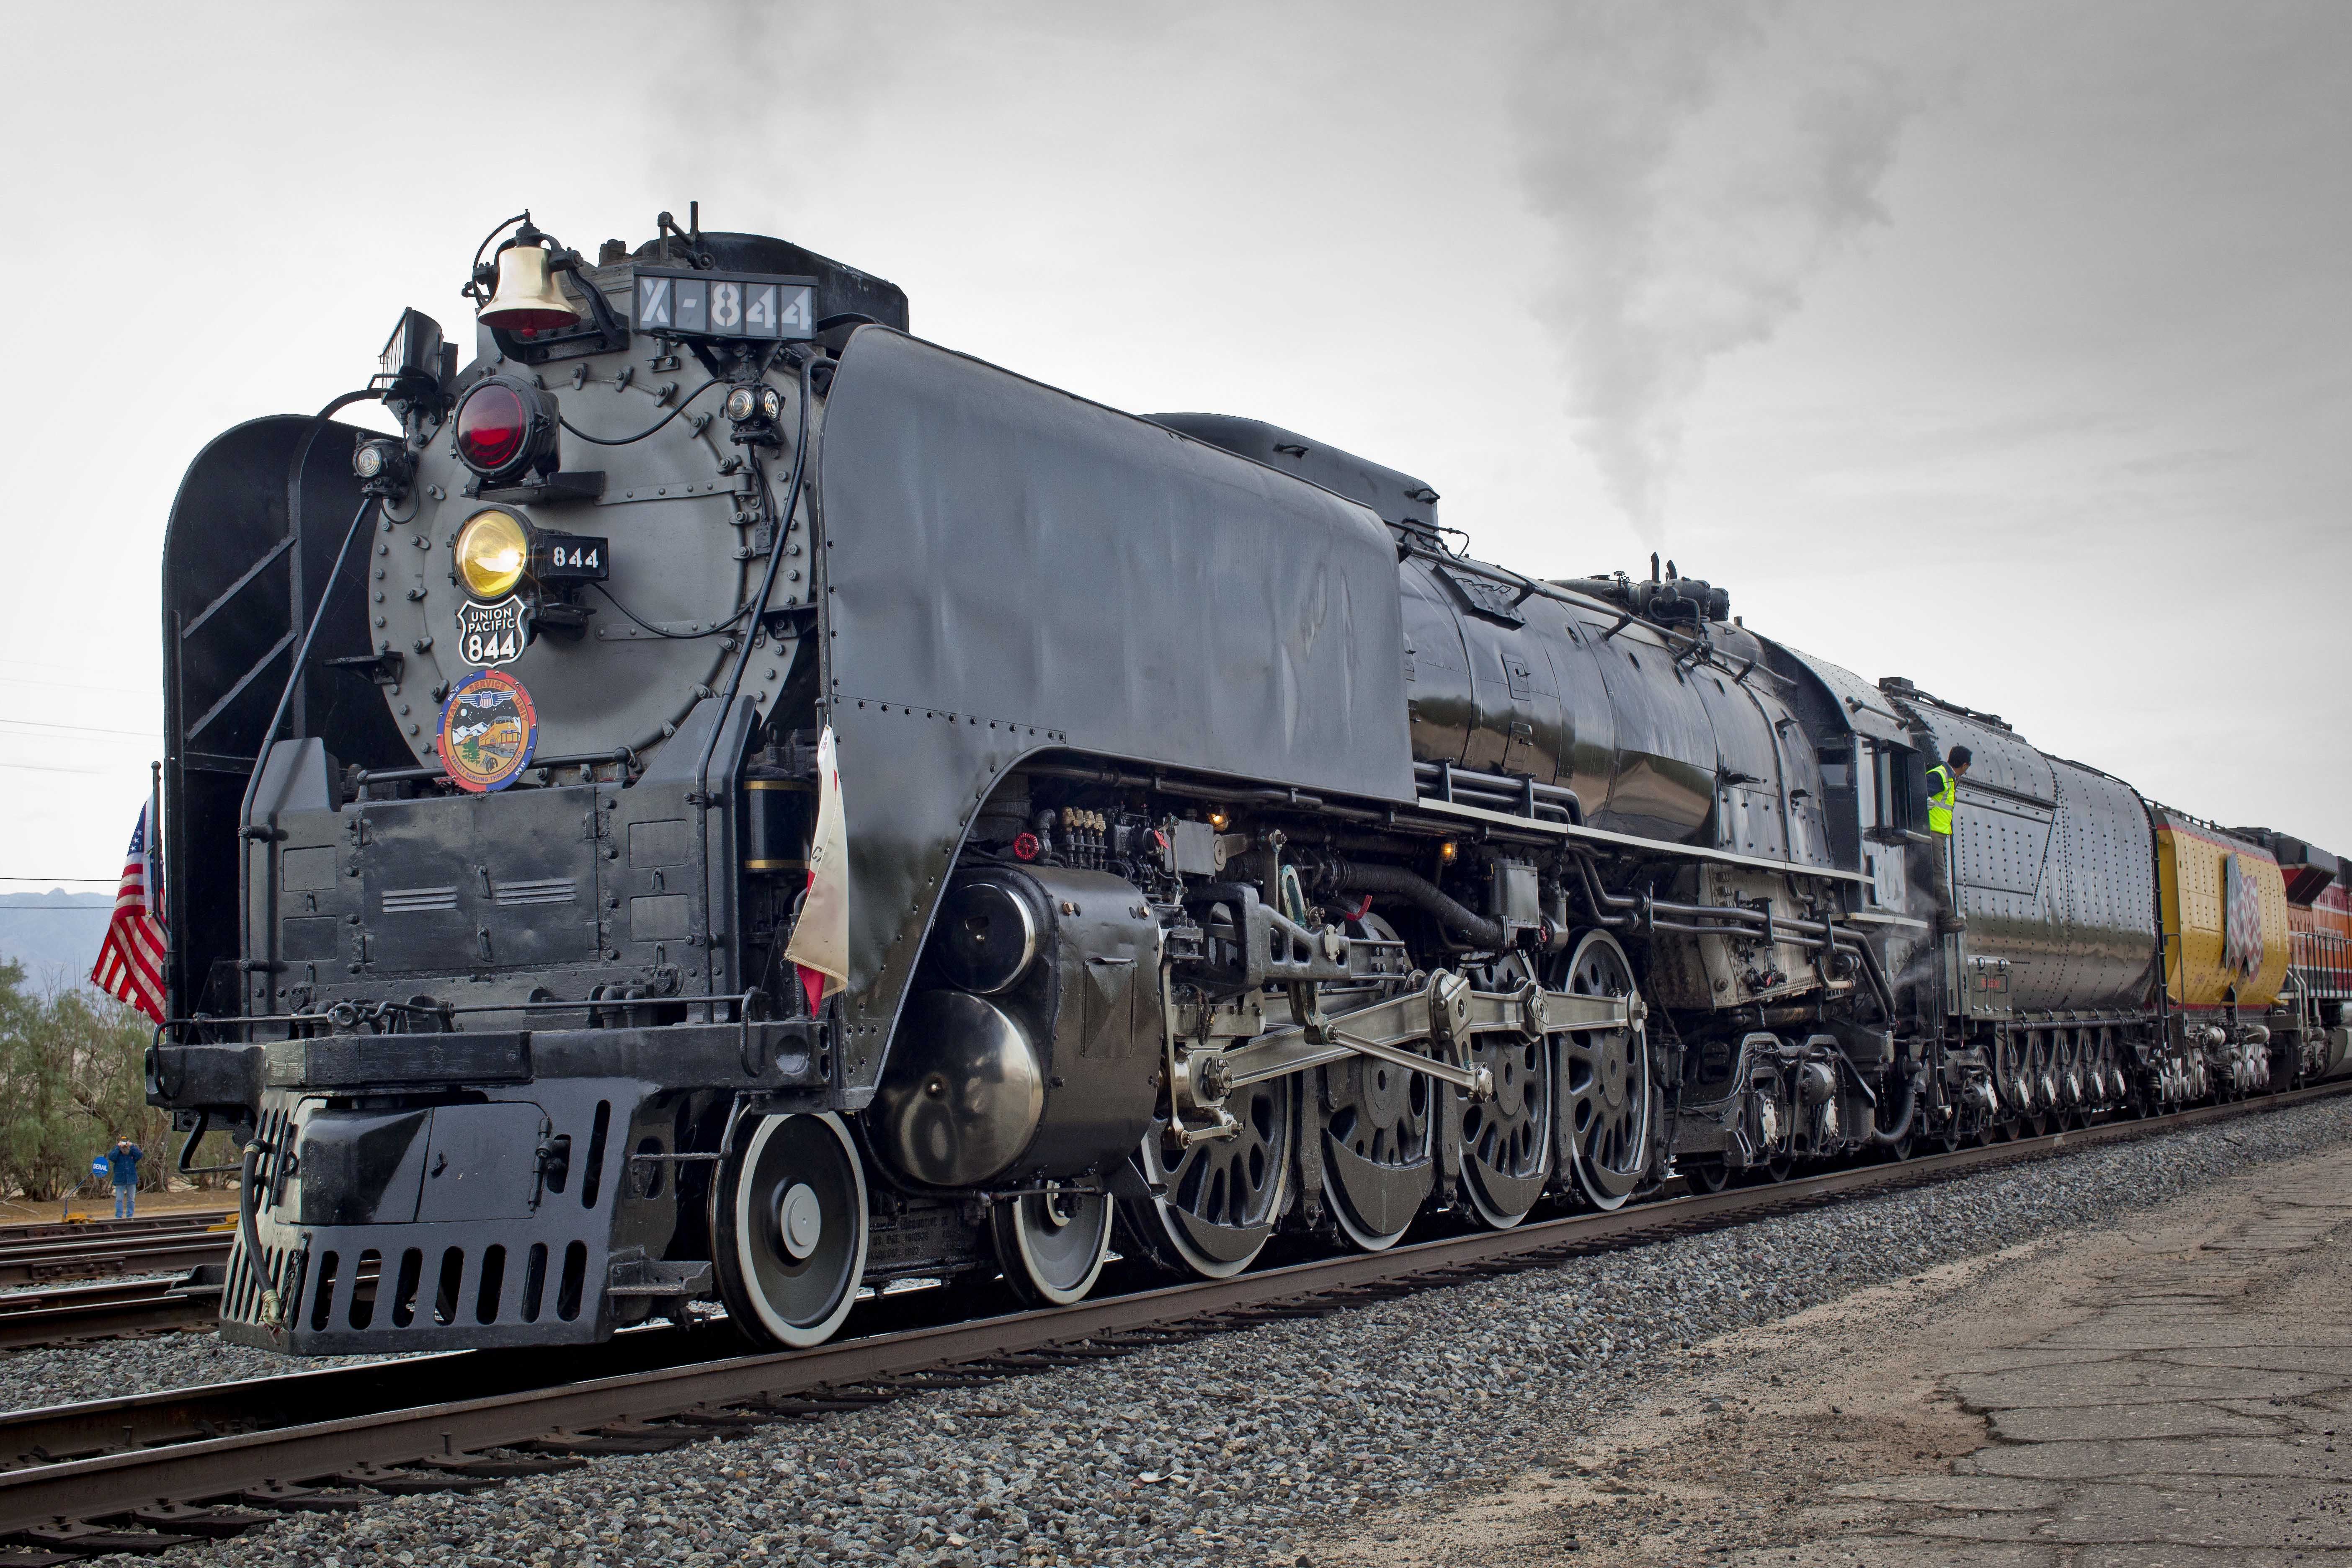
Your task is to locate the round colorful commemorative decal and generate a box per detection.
[436,669,539,793]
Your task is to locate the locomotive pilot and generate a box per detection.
[1926,746,1972,933]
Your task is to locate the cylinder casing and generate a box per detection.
[871,864,1164,1186]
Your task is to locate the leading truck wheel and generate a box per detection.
[993,1188,1114,1306]
[713,1112,869,1349]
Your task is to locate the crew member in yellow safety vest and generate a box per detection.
[1926,746,1971,933]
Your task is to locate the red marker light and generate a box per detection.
[455,381,530,475]
[1011,831,1041,862]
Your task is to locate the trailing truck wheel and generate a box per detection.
[1557,931,1652,1212]
[1683,1158,1733,1194]
[713,1112,869,1349]
[993,1188,1114,1306]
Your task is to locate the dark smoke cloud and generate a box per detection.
[1510,1,1919,541]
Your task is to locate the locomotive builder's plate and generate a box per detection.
[436,668,539,792]
[454,594,530,668]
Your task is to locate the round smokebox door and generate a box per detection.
[938,879,1039,994]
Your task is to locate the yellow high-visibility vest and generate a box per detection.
[1928,764,1957,836]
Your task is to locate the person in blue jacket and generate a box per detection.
[106,1137,143,1217]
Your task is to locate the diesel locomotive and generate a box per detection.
[148,211,2352,1354]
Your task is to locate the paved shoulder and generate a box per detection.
[1917,1185,2352,1563]
[1311,1142,2352,1568]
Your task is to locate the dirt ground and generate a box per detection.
[0,1184,234,1226]
[1308,1143,2352,1568]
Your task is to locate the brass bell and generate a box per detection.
[479,244,582,332]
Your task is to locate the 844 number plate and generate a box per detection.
[455,595,530,668]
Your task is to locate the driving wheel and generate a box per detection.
[1121,1073,1294,1279]
[1556,931,1653,1211]
[1323,1047,1436,1250]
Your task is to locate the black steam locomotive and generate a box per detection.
[150,212,2346,1354]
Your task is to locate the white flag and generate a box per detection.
[781,724,850,1013]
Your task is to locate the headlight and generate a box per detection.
[725,385,758,422]
[759,385,783,420]
[454,509,530,600]
[351,436,415,499]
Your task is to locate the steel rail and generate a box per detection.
[0,1274,226,1353]
[0,1214,230,1248]
[0,1081,2343,1542]
[0,1330,743,1475]
[0,1230,234,1290]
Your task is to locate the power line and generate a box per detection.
[0,876,120,885]
[0,718,158,739]
[0,667,153,700]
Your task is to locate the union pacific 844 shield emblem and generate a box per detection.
[455,594,530,668]
[436,669,539,793]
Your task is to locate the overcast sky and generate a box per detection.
[0,0,2344,901]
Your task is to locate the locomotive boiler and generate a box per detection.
[147,211,2349,1354]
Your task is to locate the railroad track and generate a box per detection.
[0,1272,227,1354]
[0,1215,230,1248]
[0,1217,235,1292]
[0,1085,2341,1558]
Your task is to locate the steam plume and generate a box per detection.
[1511,2,1916,540]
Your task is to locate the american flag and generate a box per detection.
[91,802,167,1023]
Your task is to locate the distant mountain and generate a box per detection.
[0,890,115,993]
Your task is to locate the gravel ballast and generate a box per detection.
[1,1328,407,1411]
[56,1094,2352,1568]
